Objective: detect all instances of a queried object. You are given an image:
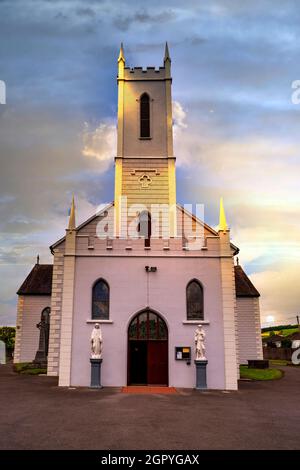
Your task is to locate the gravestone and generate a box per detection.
[34,307,50,367]
[0,340,6,364]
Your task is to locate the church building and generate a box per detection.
[14,44,263,390]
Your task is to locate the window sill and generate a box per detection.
[182,320,210,325]
[139,137,152,140]
[86,320,114,324]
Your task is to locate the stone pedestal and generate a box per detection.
[90,358,103,388]
[194,359,208,390]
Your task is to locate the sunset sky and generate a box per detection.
[0,0,300,326]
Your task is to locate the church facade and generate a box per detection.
[14,45,263,390]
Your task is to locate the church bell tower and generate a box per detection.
[114,43,176,237]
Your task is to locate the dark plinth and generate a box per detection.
[194,359,208,390]
[33,351,48,368]
[90,358,103,388]
[248,359,269,369]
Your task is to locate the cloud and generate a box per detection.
[250,263,300,327]
[76,7,96,18]
[173,100,187,131]
[1,0,300,327]
[82,121,116,171]
[113,8,176,31]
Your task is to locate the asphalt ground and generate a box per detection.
[0,363,299,450]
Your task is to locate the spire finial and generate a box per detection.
[118,42,125,63]
[164,42,171,62]
[68,194,76,230]
[219,197,228,231]
[36,254,40,265]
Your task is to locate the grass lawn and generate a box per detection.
[269,359,290,366]
[240,365,283,381]
[13,362,47,375]
[261,327,299,339]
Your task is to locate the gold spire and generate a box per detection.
[118,42,125,63]
[219,197,228,231]
[164,42,171,62]
[68,195,76,230]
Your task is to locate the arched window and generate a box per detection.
[92,279,109,320]
[137,210,151,247]
[140,93,150,138]
[186,280,204,320]
[128,310,168,340]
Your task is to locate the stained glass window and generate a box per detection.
[186,280,204,320]
[128,311,167,340]
[92,279,109,319]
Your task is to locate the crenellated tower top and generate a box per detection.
[115,43,176,237]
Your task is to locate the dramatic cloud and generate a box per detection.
[0,0,300,325]
[251,264,300,327]
[82,121,116,169]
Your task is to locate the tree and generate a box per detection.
[0,327,16,357]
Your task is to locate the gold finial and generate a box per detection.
[68,195,76,230]
[219,197,228,231]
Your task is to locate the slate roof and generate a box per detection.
[17,264,53,295]
[234,265,260,298]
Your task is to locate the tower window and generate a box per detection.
[137,210,151,247]
[140,93,150,138]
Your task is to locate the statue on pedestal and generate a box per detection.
[91,323,103,359]
[195,324,206,360]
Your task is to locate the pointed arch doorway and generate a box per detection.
[128,310,168,385]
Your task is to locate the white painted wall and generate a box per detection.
[15,295,51,363]
[236,297,263,364]
[70,256,228,389]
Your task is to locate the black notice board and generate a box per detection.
[175,347,191,361]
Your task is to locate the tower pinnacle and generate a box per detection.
[219,197,228,231]
[68,195,76,230]
[118,43,125,63]
[164,42,171,63]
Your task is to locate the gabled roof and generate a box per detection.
[177,203,239,255]
[234,265,260,298]
[17,264,53,295]
[50,202,114,252]
[49,201,240,256]
[176,203,219,236]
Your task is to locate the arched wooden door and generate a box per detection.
[128,310,168,385]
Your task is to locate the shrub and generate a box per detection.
[281,338,292,348]
[0,327,15,357]
[13,362,46,375]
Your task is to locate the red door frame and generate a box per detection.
[127,310,169,386]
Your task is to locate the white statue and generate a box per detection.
[91,323,103,359]
[195,324,206,360]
